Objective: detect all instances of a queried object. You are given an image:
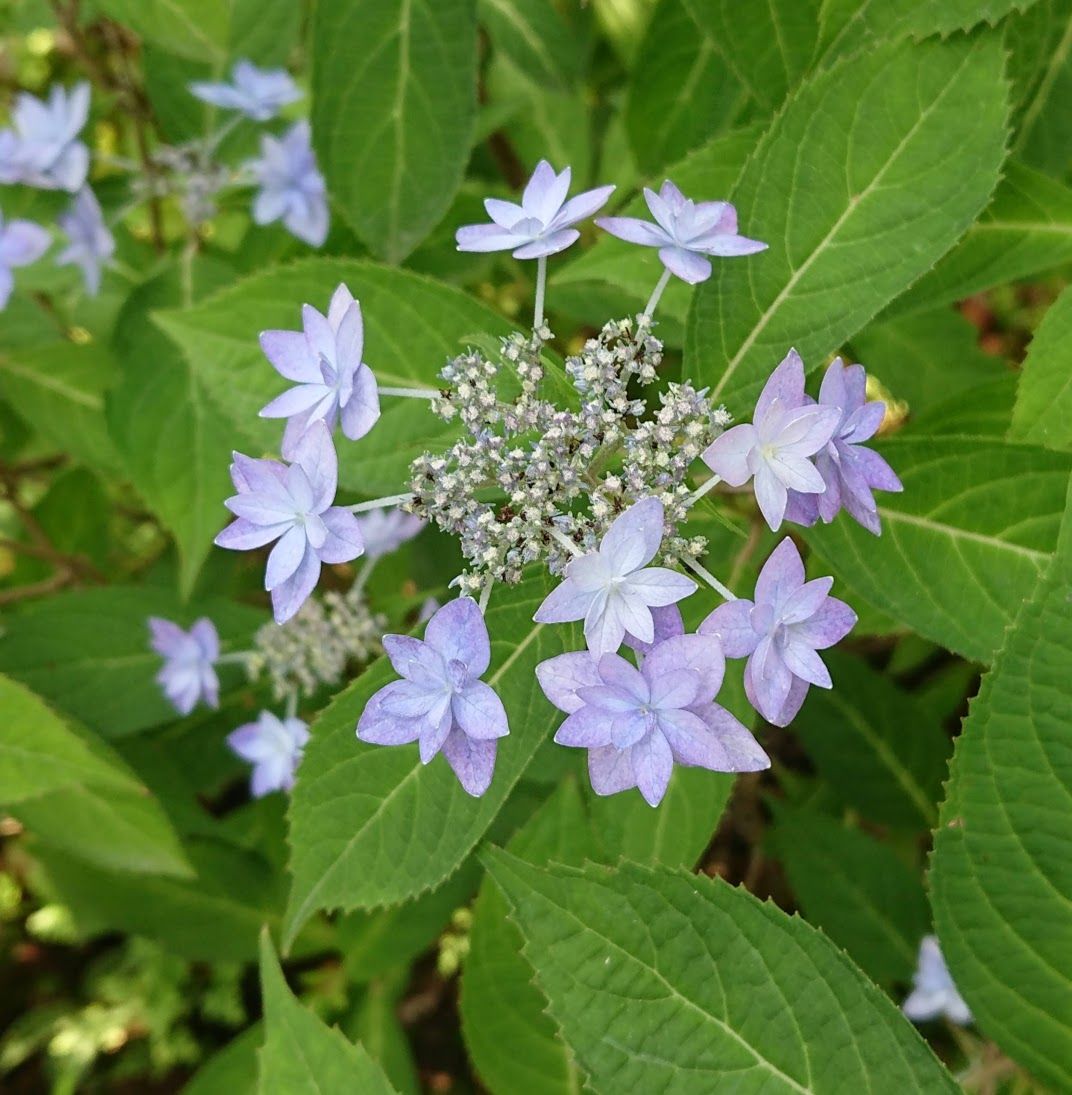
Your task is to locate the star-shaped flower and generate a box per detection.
[56,187,114,296]
[597,180,766,284]
[227,710,309,796]
[0,211,49,309]
[148,616,220,716]
[455,160,614,259]
[902,936,972,1025]
[258,283,380,458]
[700,538,855,727]
[533,498,696,656]
[0,82,90,192]
[357,598,508,797]
[537,633,769,806]
[214,422,364,623]
[247,120,328,247]
[782,358,903,535]
[190,60,301,121]
[702,349,840,530]
[356,506,425,561]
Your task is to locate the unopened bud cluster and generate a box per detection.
[409,315,730,594]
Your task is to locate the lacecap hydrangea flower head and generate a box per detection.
[178,156,902,810]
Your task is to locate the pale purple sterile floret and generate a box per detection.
[456,159,614,260]
[537,633,769,807]
[702,349,840,531]
[356,507,425,561]
[214,421,364,624]
[902,936,972,1026]
[56,187,115,296]
[534,498,696,656]
[597,180,766,284]
[701,538,855,727]
[259,283,380,458]
[0,82,90,192]
[783,357,903,535]
[227,710,309,797]
[189,60,301,121]
[246,120,328,247]
[148,616,220,716]
[357,597,508,797]
[0,211,49,309]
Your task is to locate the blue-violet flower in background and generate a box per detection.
[902,936,972,1026]
[357,597,508,797]
[0,210,50,308]
[56,188,114,295]
[701,538,855,727]
[597,180,766,284]
[537,633,769,806]
[0,82,90,192]
[702,349,840,530]
[456,159,614,259]
[247,120,328,247]
[783,357,903,535]
[190,60,301,121]
[228,710,309,796]
[357,507,425,561]
[534,497,696,656]
[148,616,220,716]
[259,283,379,458]
[214,421,364,623]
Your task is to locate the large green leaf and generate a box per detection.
[790,651,951,829]
[0,585,262,738]
[930,477,1072,1090]
[887,161,1072,317]
[485,852,958,1092]
[767,804,929,987]
[258,933,398,1094]
[107,262,236,596]
[0,341,123,478]
[804,438,1072,662]
[157,258,513,498]
[684,33,1008,414]
[479,0,584,91]
[283,573,570,944]
[311,0,477,262]
[1010,282,1072,449]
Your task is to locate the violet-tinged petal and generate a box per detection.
[291,421,338,509]
[658,245,711,284]
[0,219,50,267]
[642,633,725,704]
[148,617,186,657]
[554,706,616,748]
[260,383,328,419]
[417,708,453,764]
[357,684,424,746]
[752,462,789,530]
[190,618,220,661]
[596,215,670,247]
[341,366,380,441]
[549,185,615,230]
[780,576,833,624]
[624,567,697,606]
[512,228,580,259]
[843,400,886,444]
[533,576,595,624]
[755,349,807,422]
[632,730,674,806]
[270,546,320,624]
[849,444,903,493]
[702,423,758,486]
[381,635,445,687]
[594,652,649,701]
[215,517,289,551]
[699,599,760,659]
[442,727,498,797]
[484,197,525,228]
[781,639,832,688]
[584,592,626,656]
[523,160,569,221]
[599,495,664,573]
[624,603,684,656]
[536,651,602,714]
[576,684,644,715]
[678,705,770,771]
[648,669,701,710]
[754,538,806,611]
[744,635,794,725]
[455,223,526,252]
[452,681,509,740]
[424,597,491,677]
[692,232,768,257]
[587,744,639,795]
[791,597,857,649]
[614,591,657,645]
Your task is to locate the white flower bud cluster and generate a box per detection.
[408,315,731,593]
[248,583,385,699]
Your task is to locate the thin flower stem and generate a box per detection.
[350,555,377,598]
[548,525,583,557]
[217,651,252,665]
[378,386,439,400]
[682,554,737,602]
[686,473,723,508]
[203,113,243,159]
[348,493,414,514]
[643,266,673,318]
[533,254,548,329]
[478,578,494,614]
[285,690,298,720]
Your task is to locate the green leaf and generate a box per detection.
[0,585,262,739]
[35,835,280,961]
[157,258,513,498]
[803,438,1072,662]
[930,475,1072,1090]
[767,804,930,987]
[908,375,1018,440]
[484,852,958,1093]
[625,0,750,175]
[479,0,584,91]
[183,1024,261,1095]
[684,33,1009,414]
[258,932,398,1094]
[1010,282,1072,449]
[790,651,951,829]
[107,262,237,596]
[0,341,123,478]
[311,0,478,262]
[342,973,420,1095]
[283,573,571,944]
[887,161,1072,317]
